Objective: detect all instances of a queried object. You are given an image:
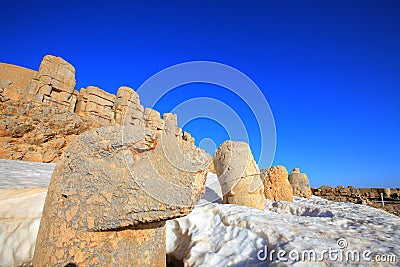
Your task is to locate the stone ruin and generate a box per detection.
[0,55,200,163]
[288,167,312,199]
[0,55,321,264]
[0,55,216,265]
[33,123,209,266]
[24,55,78,112]
[113,86,144,127]
[213,141,266,210]
[0,54,213,266]
[260,165,293,202]
[312,186,400,204]
[75,86,116,126]
[212,142,312,207]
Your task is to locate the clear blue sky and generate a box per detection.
[1,1,399,187]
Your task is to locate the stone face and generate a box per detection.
[288,168,312,198]
[24,55,77,110]
[213,141,265,210]
[144,108,165,130]
[162,113,179,137]
[113,86,144,126]
[75,86,116,126]
[33,125,209,266]
[260,165,293,202]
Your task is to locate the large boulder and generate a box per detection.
[261,165,293,202]
[33,125,209,266]
[288,168,312,198]
[113,86,144,127]
[24,55,77,111]
[75,86,116,126]
[144,108,165,131]
[213,141,265,210]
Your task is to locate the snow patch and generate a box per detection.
[0,188,47,267]
[0,159,54,189]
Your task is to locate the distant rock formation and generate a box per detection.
[33,123,209,265]
[312,186,400,216]
[288,168,312,199]
[0,55,203,163]
[260,165,293,202]
[312,186,399,202]
[213,141,266,210]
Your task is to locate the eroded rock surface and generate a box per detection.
[0,100,97,162]
[113,86,144,127]
[0,55,206,164]
[213,141,265,210]
[75,85,116,126]
[288,168,312,199]
[0,63,36,101]
[261,165,293,202]
[33,125,209,266]
[24,55,77,111]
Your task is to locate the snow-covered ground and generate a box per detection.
[0,159,54,189]
[0,159,399,266]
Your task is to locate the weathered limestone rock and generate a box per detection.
[144,108,165,131]
[0,99,98,162]
[208,161,216,174]
[182,131,195,145]
[24,55,77,111]
[260,165,293,202]
[113,86,144,126]
[0,80,7,102]
[213,141,265,210]
[288,168,312,198]
[0,63,36,101]
[162,113,180,137]
[33,125,209,266]
[75,86,116,126]
[311,186,400,213]
[0,55,211,166]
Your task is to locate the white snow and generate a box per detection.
[0,160,399,267]
[167,175,400,266]
[0,159,54,189]
[0,188,47,267]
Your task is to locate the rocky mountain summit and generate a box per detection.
[1,55,212,266]
[0,55,198,163]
